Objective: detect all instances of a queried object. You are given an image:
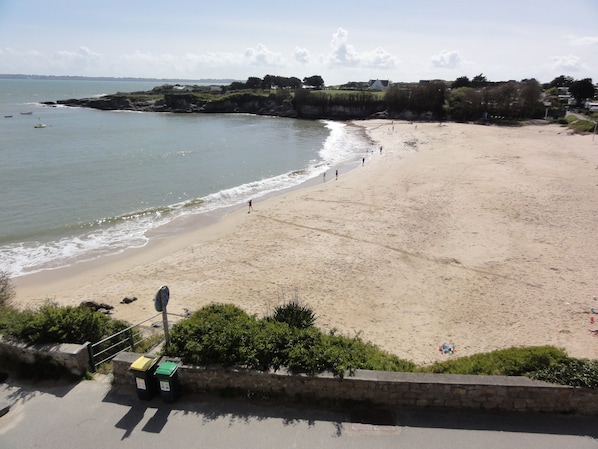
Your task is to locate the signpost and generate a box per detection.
[154,285,170,346]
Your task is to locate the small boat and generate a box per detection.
[4,115,13,118]
[34,123,46,128]
[21,111,33,115]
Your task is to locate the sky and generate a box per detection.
[0,0,597,85]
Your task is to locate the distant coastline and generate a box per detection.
[0,73,238,84]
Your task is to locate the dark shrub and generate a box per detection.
[272,302,316,329]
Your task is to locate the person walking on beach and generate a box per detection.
[335,169,338,180]
[248,199,253,213]
[362,157,365,166]
[323,172,326,182]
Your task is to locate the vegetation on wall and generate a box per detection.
[0,302,130,345]
[164,302,598,387]
[166,303,415,377]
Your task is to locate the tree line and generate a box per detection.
[227,74,325,91]
[222,73,595,122]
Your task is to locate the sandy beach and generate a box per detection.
[14,120,598,365]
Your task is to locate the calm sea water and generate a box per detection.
[0,79,372,277]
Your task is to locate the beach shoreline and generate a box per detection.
[13,120,598,365]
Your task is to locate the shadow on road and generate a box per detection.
[103,383,598,439]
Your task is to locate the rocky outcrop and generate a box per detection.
[53,93,301,117]
[50,91,397,120]
[57,95,134,111]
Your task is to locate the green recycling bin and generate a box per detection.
[154,360,180,403]
[129,355,159,401]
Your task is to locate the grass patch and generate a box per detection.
[565,115,597,133]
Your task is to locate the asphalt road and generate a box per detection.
[0,373,597,449]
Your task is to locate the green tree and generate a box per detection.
[384,85,409,114]
[472,73,488,88]
[286,76,302,89]
[448,87,482,121]
[229,81,246,90]
[486,82,518,118]
[261,74,274,90]
[409,81,446,117]
[303,75,325,89]
[518,78,543,118]
[569,78,595,106]
[245,76,262,90]
[547,75,574,88]
[452,76,471,89]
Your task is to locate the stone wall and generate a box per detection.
[112,352,598,415]
[0,336,90,376]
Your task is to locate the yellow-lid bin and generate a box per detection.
[130,355,158,372]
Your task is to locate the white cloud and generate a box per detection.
[329,27,360,66]
[362,47,398,69]
[123,45,287,73]
[50,46,102,73]
[566,35,598,46]
[550,54,584,72]
[294,47,310,64]
[327,27,398,69]
[431,50,461,69]
[243,44,286,67]
[123,50,164,63]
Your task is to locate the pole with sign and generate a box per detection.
[154,285,170,346]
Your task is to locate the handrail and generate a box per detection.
[88,312,165,371]
[91,312,161,348]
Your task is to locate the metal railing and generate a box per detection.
[87,312,162,372]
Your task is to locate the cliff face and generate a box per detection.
[52,92,386,120]
[295,104,386,120]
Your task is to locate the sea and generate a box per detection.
[0,78,373,278]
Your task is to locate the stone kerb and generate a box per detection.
[112,352,598,415]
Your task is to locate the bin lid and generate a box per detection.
[155,361,179,376]
[130,355,157,372]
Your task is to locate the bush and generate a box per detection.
[168,303,259,367]
[252,320,292,371]
[284,327,327,375]
[420,346,569,376]
[166,302,417,377]
[529,357,598,388]
[1,301,130,345]
[19,303,114,344]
